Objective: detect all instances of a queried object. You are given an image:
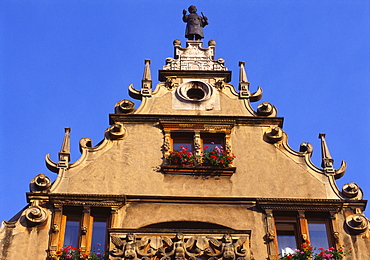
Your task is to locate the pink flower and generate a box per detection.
[97,243,101,246]
[65,254,72,259]
[96,252,102,257]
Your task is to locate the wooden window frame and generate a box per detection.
[273,211,334,256]
[56,206,111,254]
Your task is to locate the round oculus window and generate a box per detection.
[176,81,212,102]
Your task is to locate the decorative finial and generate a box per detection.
[318,133,347,178]
[239,61,249,84]
[58,127,71,165]
[238,61,250,98]
[318,133,334,172]
[141,59,152,97]
[237,61,263,101]
[182,6,208,40]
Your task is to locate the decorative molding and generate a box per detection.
[110,114,284,127]
[257,198,348,212]
[26,193,126,208]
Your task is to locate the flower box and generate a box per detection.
[161,165,236,177]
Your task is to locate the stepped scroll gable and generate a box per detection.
[1,6,369,260]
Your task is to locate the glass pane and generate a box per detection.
[64,217,80,248]
[172,133,193,151]
[276,223,297,255]
[91,218,107,250]
[173,142,192,151]
[308,221,329,252]
[202,134,224,150]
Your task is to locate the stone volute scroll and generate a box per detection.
[342,182,363,200]
[29,173,51,192]
[24,205,48,225]
[345,208,369,234]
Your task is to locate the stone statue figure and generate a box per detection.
[182,5,208,40]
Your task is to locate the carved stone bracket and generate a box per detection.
[109,232,251,260]
[264,210,278,259]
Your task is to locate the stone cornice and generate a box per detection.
[27,193,126,208]
[109,114,284,127]
[26,192,366,211]
[158,70,232,82]
[256,198,367,211]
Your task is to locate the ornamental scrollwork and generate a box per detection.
[30,173,51,192]
[24,205,48,225]
[110,233,251,260]
[345,208,369,234]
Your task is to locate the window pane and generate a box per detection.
[202,134,224,150]
[91,218,107,250]
[308,221,329,252]
[172,133,193,151]
[276,223,297,255]
[64,217,80,248]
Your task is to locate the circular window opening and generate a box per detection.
[187,88,205,100]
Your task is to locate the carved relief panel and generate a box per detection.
[109,231,251,260]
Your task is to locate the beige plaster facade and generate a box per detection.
[0,39,369,260]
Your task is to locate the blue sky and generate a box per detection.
[1,1,369,221]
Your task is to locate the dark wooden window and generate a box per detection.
[63,215,81,248]
[275,218,299,255]
[59,207,110,253]
[274,212,333,256]
[201,133,225,150]
[308,219,330,252]
[171,132,194,150]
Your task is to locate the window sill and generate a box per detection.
[161,165,236,176]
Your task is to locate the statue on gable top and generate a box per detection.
[182,5,208,40]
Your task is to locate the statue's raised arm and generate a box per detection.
[182,5,209,40]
